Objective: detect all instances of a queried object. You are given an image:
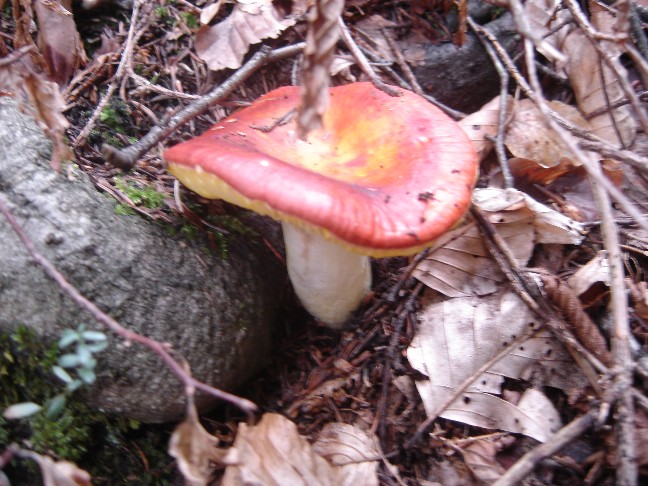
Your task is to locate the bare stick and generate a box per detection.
[74,0,148,146]
[521,36,637,484]
[0,196,258,416]
[337,17,401,97]
[468,16,513,188]
[101,43,305,170]
[493,409,598,486]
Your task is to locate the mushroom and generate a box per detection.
[163,82,478,328]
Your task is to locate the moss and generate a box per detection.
[115,178,166,210]
[115,203,137,216]
[99,100,130,134]
[209,214,259,238]
[181,12,198,29]
[0,327,176,484]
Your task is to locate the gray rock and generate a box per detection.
[0,99,285,422]
[405,11,520,113]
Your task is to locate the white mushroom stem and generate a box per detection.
[282,222,372,329]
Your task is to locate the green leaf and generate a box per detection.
[58,353,82,368]
[3,402,42,419]
[58,329,80,348]
[52,365,74,384]
[45,394,67,418]
[80,330,107,342]
[85,341,108,354]
[77,367,96,385]
[67,379,83,392]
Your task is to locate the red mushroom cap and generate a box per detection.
[164,82,478,257]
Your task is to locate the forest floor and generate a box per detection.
[2,0,648,485]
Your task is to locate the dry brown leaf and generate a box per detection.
[567,251,611,296]
[0,50,71,170]
[28,453,91,486]
[563,4,636,147]
[313,423,380,486]
[628,280,648,320]
[505,99,596,168]
[221,413,338,486]
[195,0,296,71]
[407,290,585,441]
[526,0,636,147]
[458,95,512,161]
[12,0,44,68]
[200,0,224,25]
[412,221,531,297]
[33,0,86,86]
[462,439,507,483]
[474,188,587,244]
[168,403,232,486]
[413,188,585,297]
[353,14,398,61]
[330,55,356,81]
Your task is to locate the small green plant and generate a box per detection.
[181,12,198,29]
[0,328,174,483]
[4,325,108,421]
[99,99,130,133]
[115,178,166,210]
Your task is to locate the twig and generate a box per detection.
[493,409,599,486]
[563,0,648,135]
[74,0,148,146]
[101,43,305,170]
[588,161,637,485]
[373,282,422,438]
[521,35,637,484]
[0,196,258,416]
[297,0,344,138]
[579,139,648,172]
[337,17,401,97]
[468,16,513,188]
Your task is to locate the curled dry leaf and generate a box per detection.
[413,188,585,297]
[0,51,71,170]
[462,439,507,483]
[504,98,596,168]
[458,95,512,161]
[473,188,587,245]
[313,423,380,486]
[407,290,585,442]
[221,413,338,486]
[567,251,611,297]
[28,452,91,486]
[525,0,636,147]
[195,0,296,71]
[33,0,86,86]
[168,403,232,486]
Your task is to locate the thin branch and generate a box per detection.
[493,409,599,486]
[337,17,401,97]
[521,35,637,484]
[468,16,513,188]
[73,0,149,146]
[0,196,258,416]
[101,43,305,170]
